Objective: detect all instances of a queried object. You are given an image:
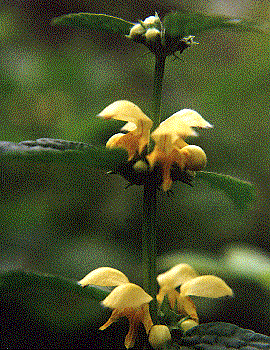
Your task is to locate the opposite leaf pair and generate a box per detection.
[98,100,212,191]
[79,264,232,349]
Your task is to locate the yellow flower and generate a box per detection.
[157,264,233,322]
[100,283,153,348]
[98,100,153,161]
[99,101,212,190]
[79,267,154,349]
[147,109,212,191]
[157,264,198,313]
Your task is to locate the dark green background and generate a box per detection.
[0,0,269,348]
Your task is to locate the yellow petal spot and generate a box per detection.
[79,267,129,287]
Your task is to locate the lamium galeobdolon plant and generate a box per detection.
[1,9,269,350]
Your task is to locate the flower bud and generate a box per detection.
[148,325,171,349]
[143,13,161,28]
[180,319,199,333]
[127,23,146,39]
[133,160,149,172]
[145,28,161,42]
[180,145,207,171]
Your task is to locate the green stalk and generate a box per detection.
[152,53,166,130]
[142,181,158,300]
[142,52,166,322]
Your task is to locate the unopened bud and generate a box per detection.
[180,319,199,333]
[133,160,149,172]
[145,28,161,42]
[127,23,145,38]
[181,145,207,171]
[148,325,171,349]
[143,13,161,28]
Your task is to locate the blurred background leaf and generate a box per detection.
[0,0,270,348]
[163,11,264,39]
[195,171,257,209]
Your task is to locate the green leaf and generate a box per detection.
[170,322,270,349]
[0,270,110,328]
[52,13,134,36]
[0,139,128,171]
[195,171,256,209]
[163,12,261,39]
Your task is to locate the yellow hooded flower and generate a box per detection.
[157,264,233,322]
[80,267,154,349]
[156,264,198,312]
[98,100,153,161]
[147,109,212,191]
[99,101,212,190]
[100,283,154,348]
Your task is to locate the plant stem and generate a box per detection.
[152,53,166,130]
[142,180,158,317]
[141,52,166,320]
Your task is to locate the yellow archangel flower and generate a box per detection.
[98,101,212,190]
[79,267,170,349]
[157,264,233,322]
[98,100,153,161]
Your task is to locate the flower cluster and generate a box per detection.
[126,12,162,43]
[98,100,212,191]
[125,13,198,55]
[79,264,232,348]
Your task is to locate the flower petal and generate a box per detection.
[180,275,233,298]
[79,267,129,287]
[98,100,152,127]
[151,117,197,141]
[102,283,153,309]
[106,132,147,160]
[169,109,212,128]
[121,122,137,132]
[157,264,198,290]
[178,295,199,322]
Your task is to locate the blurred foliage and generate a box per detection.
[0,0,270,347]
